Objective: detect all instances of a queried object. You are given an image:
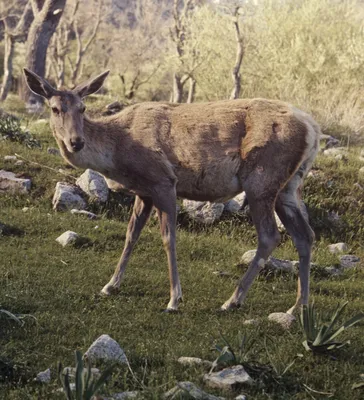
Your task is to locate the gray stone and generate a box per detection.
[0,170,31,194]
[240,250,297,273]
[178,357,212,368]
[240,250,257,265]
[47,147,61,156]
[165,381,225,400]
[224,192,247,213]
[56,231,79,247]
[84,334,127,364]
[15,160,24,166]
[235,396,247,400]
[52,182,86,211]
[204,365,253,390]
[325,267,342,276]
[339,255,361,269]
[183,200,224,224]
[4,155,17,161]
[328,242,348,254]
[243,319,259,326]
[323,147,347,157]
[110,392,139,400]
[76,169,109,203]
[35,368,51,383]
[70,209,98,219]
[268,312,296,330]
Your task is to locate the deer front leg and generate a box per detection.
[155,191,182,312]
[101,196,153,296]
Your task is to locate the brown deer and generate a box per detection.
[23,68,320,313]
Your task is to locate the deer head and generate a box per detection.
[23,69,109,153]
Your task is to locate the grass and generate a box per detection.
[0,112,363,399]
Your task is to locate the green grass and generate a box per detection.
[0,119,363,399]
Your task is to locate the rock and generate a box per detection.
[52,182,86,211]
[15,160,24,166]
[323,147,347,157]
[224,192,247,213]
[165,381,225,400]
[325,266,342,276]
[4,155,17,161]
[235,396,247,400]
[339,255,361,269]
[70,209,98,219]
[35,368,51,383]
[76,169,109,203]
[34,118,48,125]
[178,357,212,368]
[268,312,296,330]
[240,250,256,265]
[204,365,253,390]
[240,250,297,273]
[183,200,224,224]
[328,242,348,254]
[0,170,31,194]
[243,319,259,326]
[22,207,29,212]
[47,147,61,156]
[110,392,139,400]
[84,334,127,364]
[56,231,80,247]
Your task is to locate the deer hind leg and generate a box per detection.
[101,196,153,296]
[222,190,281,310]
[275,174,315,315]
[154,190,182,312]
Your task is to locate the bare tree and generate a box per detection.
[230,6,244,99]
[0,1,34,101]
[21,0,66,105]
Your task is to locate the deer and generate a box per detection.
[23,68,321,314]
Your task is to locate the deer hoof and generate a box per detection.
[100,283,119,296]
[220,301,241,311]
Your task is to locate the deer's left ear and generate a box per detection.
[73,70,110,98]
[23,68,56,99]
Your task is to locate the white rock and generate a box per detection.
[0,170,31,194]
[323,147,347,157]
[268,312,296,330]
[56,231,79,247]
[110,392,139,400]
[84,334,127,364]
[178,357,212,367]
[22,207,29,212]
[241,250,297,273]
[4,155,17,161]
[165,381,225,399]
[70,209,98,219]
[76,169,109,203]
[52,182,86,211]
[339,255,360,269]
[240,250,256,265]
[183,200,224,224]
[15,160,24,166]
[224,192,247,213]
[204,365,253,390]
[243,319,259,326]
[235,396,247,400]
[35,368,51,383]
[328,242,348,254]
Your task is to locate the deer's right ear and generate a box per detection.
[23,68,56,99]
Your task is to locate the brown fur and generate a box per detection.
[23,69,321,312]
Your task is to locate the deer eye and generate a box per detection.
[51,107,60,115]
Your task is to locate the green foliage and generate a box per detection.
[0,115,41,148]
[58,351,116,400]
[300,302,364,353]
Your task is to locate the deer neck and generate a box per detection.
[56,116,117,175]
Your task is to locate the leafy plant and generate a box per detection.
[300,302,364,353]
[210,331,257,372]
[58,351,116,400]
[0,116,41,148]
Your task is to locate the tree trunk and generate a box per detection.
[0,32,15,102]
[186,77,196,103]
[230,10,244,100]
[173,73,183,103]
[21,0,66,105]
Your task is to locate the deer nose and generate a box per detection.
[70,138,84,152]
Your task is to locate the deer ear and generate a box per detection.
[23,68,56,99]
[73,70,110,98]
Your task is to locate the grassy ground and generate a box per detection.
[0,98,363,399]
